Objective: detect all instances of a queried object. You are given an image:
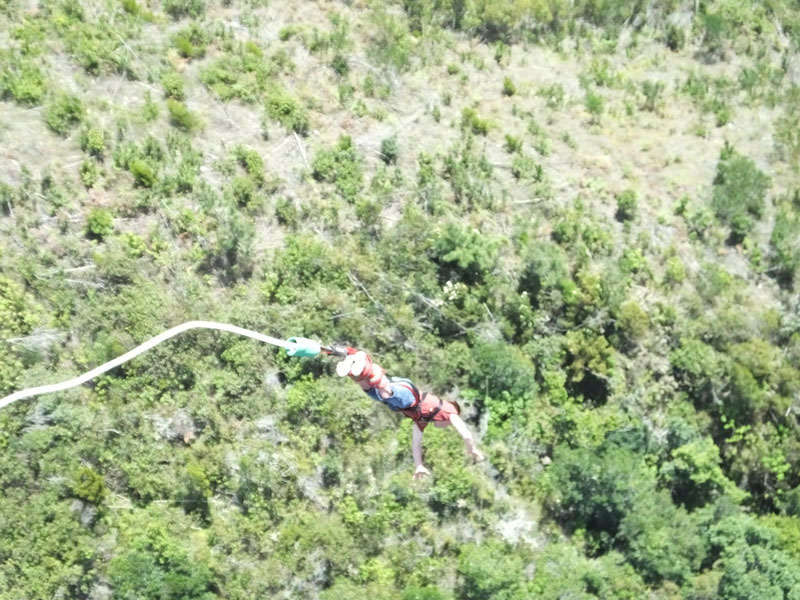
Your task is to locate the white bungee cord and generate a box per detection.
[0,321,298,411]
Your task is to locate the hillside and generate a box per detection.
[1,0,800,598]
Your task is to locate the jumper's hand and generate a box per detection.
[413,464,431,480]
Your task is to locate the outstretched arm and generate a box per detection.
[449,414,485,461]
[412,424,430,480]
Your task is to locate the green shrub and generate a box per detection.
[161,70,185,100]
[511,153,543,181]
[670,338,728,406]
[666,24,685,51]
[79,127,105,158]
[616,300,649,346]
[443,140,496,208]
[108,522,216,600]
[380,136,398,164]
[585,88,604,123]
[121,0,141,15]
[201,41,271,103]
[80,160,101,188]
[564,330,614,402]
[142,91,159,122]
[641,80,664,112]
[72,466,107,505]
[330,53,349,76]
[402,586,452,600]
[539,82,565,109]
[457,542,527,600]
[660,436,745,509]
[367,8,414,72]
[62,20,135,77]
[620,248,648,277]
[461,107,490,135]
[546,442,651,549]
[275,196,299,229]
[43,93,85,136]
[278,25,300,41]
[311,135,363,201]
[768,193,800,287]
[86,208,114,240]
[0,53,46,106]
[163,0,205,19]
[265,87,310,135]
[617,487,705,584]
[518,240,569,311]
[233,145,265,183]
[502,76,516,96]
[231,176,260,209]
[615,189,637,222]
[712,142,769,243]
[775,86,800,165]
[714,101,732,127]
[469,341,536,407]
[530,544,649,598]
[129,159,156,188]
[166,98,200,132]
[504,134,522,153]
[665,256,686,285]
[173,23,209,59]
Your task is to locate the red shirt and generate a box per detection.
[401,393,458,431]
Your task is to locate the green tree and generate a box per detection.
[670,338,728,407]
[660,437,746,509]
[432,223,498,285]
[707,514,800,599]
[72,466,108,505]
[457,541,527,600]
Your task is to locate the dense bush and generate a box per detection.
[311,135,364,201]
[432,223,498,285]
[162,0,205,19]
[201,42,272,103]
[173,23,210,59]
[43,93,85,136]
[265,87,310,135]
[85,208,114,240]
[768,191,800,287]
[460,108,490,135]
[0,52,46,105]
[615,189,637,222]
[161,70,186,100]
[166,98,200,132]
[774,86,800,165]
[711,142,770,243]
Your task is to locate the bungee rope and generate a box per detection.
[0,321,326,411]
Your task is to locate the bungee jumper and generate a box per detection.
[334,349,485,480]
[1,322,485,478]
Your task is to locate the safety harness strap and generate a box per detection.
[391,379,442,423]
[423,394,443,422]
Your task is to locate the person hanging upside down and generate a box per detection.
[336,351,484,480]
